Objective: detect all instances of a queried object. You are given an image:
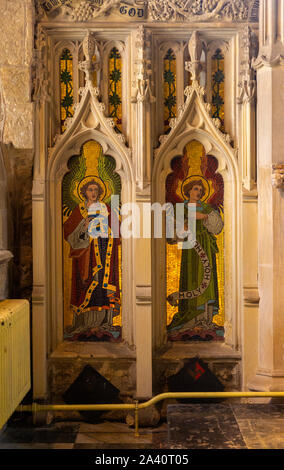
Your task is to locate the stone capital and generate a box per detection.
[272,163,284,190]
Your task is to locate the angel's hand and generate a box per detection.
[84,217,90,229]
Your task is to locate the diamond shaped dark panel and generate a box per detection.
[63,365,122,422]
[167,357,225,404]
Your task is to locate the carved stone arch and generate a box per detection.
[103,40,126,56]
[55,40,77,54]
[45,82,135,351]
[152,82,241,352]
[159,41,183,56]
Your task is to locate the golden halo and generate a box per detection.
[181,175,210,202]
[77,175,107,202]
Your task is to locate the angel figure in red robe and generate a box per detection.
[63,177,121,341]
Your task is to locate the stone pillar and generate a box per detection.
[131,27,155,399]
[32,24,49,401]
[238,26,257,192]
[249,0,284,392]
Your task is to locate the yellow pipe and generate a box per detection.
[17,391,284,436]
[18,391,284,413]
[134,400,139,438]
[137,391,284,408]
[18,403,134,412]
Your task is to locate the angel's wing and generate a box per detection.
[62,153,87,217]
[98,154,121,204]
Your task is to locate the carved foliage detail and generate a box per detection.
[79,31,100,83]
[36,0,254,22]
[272,164,284,190]
[32,25,50,104]
[238,26,258,104]
[132,26,155,104]
[148,0,251,22]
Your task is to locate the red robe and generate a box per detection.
[64,203,121,317]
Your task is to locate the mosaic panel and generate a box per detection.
[163,48,177,134]
[166,140,225,342]
[211,48,225,131]
[60,48,74,133]
[62,140,122,342]
[109,47,122,133]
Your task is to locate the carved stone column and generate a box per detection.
[238,26,257,191]
[32,24,49,401]
[249,0,284,392]
[131,27,155,399]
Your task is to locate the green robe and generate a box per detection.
[168,201,219,331]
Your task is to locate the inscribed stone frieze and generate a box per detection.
[36,0,258,22]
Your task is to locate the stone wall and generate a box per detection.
[0,0,34,149]
[0,0,34,299]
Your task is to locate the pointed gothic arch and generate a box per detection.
[34,82,136,354]
[152,82,241,352]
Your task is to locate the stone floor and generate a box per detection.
[167,403,284,449]
[1,404,284,450]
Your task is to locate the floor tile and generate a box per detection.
[167,404,247,449]
[236,419,284,449]
[0,428,35,443]
[0,443,74,449]
[232,404,284,420]
[4,404,284,450]
[31,430,77,443]
[75,431,152,445]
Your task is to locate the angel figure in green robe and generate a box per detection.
[167,178,223,334]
